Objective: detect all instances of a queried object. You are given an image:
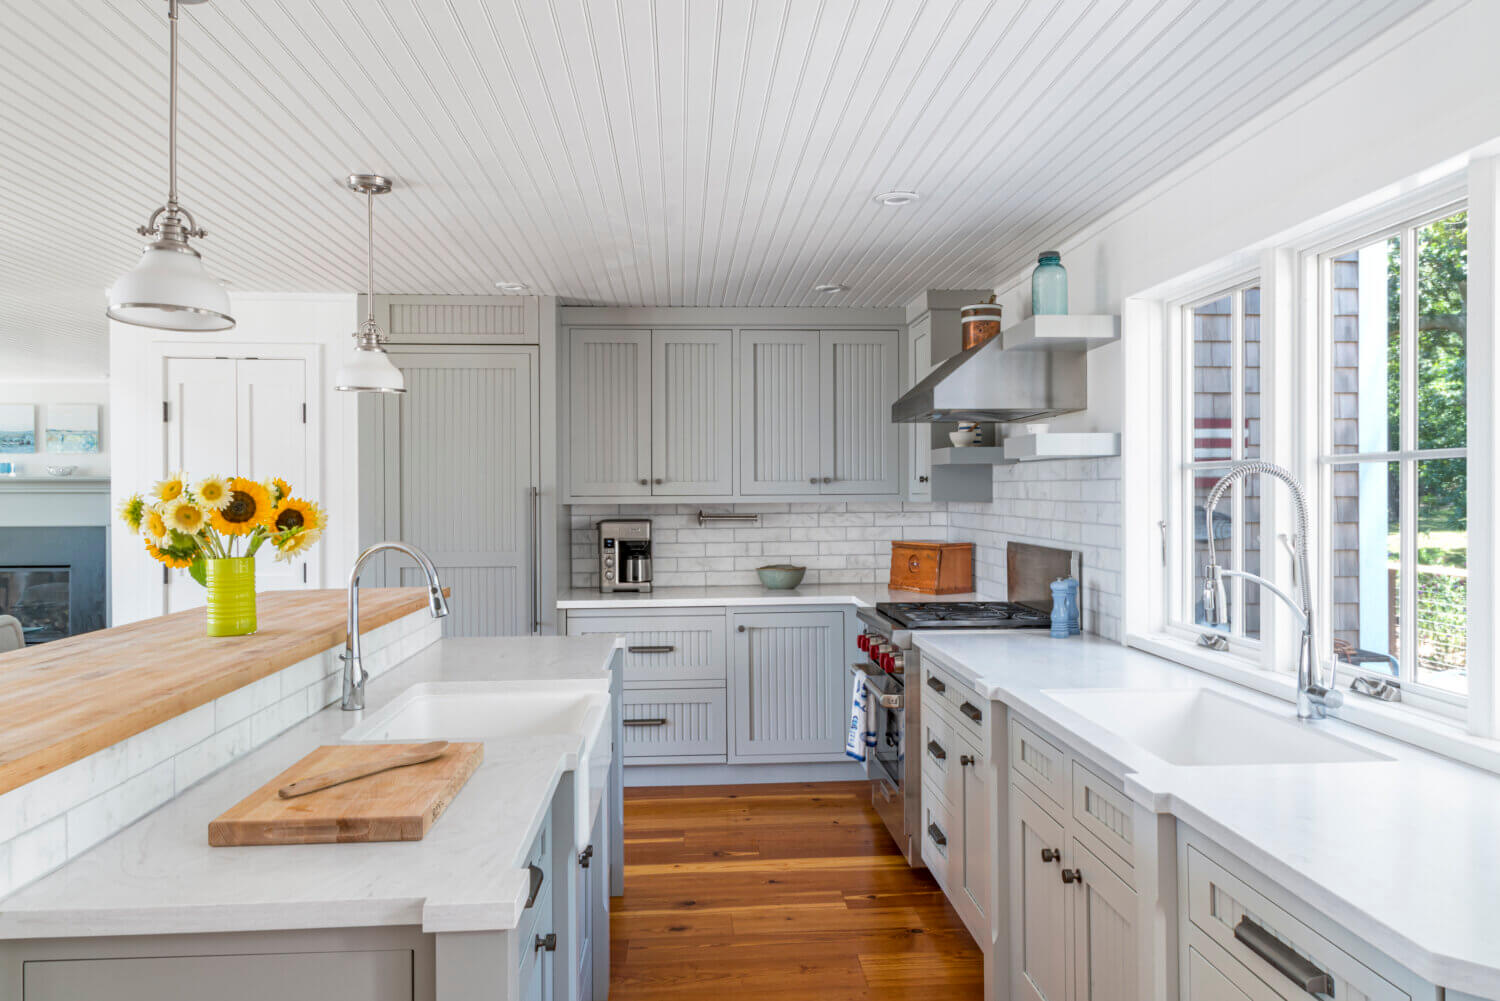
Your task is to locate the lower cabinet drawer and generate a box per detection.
[1185,843,1412,1001]
[1071,760,1134,878]
[1010,717,1068,810]
[621,686,727,760]
[1185,943,1260,1001]
[920,788,957,892]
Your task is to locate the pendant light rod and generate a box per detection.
[167,0,179,210]
[365,188,375,328]
[346,173,393,343]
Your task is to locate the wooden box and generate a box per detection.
[889,541,974,594]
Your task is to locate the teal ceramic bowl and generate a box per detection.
[757,564,807,590]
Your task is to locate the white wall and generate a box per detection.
[109,293,360,625]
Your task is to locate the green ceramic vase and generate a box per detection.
[205,557,257,637]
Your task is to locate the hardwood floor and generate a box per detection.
[610,781,983,1000]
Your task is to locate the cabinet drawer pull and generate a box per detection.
[525,864,544,908]
[1233,917,1334,995]
[926,675,946,694]
[1061,868,1082,884]
[926,739,946,761]
[627,644,675,654]
[927,822,947,847]
[959,753,974,767]
[1041,848,1060,863]
[959,701,983,723]
[535,932,558,953]
[624,717,669,727]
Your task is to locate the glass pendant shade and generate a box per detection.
[335,341,406,394]
[107,244,233,331]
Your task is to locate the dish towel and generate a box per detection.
[845,674,875,762]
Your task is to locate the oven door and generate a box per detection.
[855,663,904,788]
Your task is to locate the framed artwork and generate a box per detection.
[0,404,35,454]
[45,404,99,454]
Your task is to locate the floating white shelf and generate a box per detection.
[1002,432,1120,462]
[1000,313,1120,352]
[930,446,1013,466]
[0,476,110,494]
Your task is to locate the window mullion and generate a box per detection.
[1230,289,1246,637]
[1399,226,1419,686]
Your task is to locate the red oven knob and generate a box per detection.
[857,634,869,652]
[880,652,894,671]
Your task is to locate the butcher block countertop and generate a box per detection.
[0,587,438,797]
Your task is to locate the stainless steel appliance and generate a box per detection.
[598,519,652,592]
[853,541,1080,867]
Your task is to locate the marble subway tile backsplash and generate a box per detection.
[946,457,1123,641]
[0,610,442,900]
[569,502,950,589]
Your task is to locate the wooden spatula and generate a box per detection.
[277,741,450,799]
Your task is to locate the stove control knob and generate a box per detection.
[887,653,905,673]
[880,652,894,671]
[857,634,870,652]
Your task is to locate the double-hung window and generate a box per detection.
[1170,281,1263,649]
[1319,206,1468,705]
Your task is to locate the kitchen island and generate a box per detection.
[0,621,625,1001]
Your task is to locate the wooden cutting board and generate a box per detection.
[208,742,484,846]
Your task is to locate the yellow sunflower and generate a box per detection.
[144,538,193,569]
[210,477,273,535]
[271,497,323,536]
[152,470,186,503]
[164,497,206,534]
[141,505,168,543]
[116,493,146,533]
[270,477,292,504]
[273,528,322,563]
[193,475,231,511]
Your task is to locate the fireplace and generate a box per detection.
[0,528,106,644]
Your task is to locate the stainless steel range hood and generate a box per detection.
[891,335,1088,423]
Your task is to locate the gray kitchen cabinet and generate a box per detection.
[564,611,727,684]
[729,609,847,760]
[905,314,933,500]
[820,329,900,494]
[959,735,993,929]
[737,329,823,495]
[567,329,652,497]
[1013,781,1070,1001]
[21,949,415,1001]
[1071,836,1137,1001]
[621,686,728,762]
[651,329,734,496]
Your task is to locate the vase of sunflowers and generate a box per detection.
[117,472,326,637]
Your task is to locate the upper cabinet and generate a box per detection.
[906,316,933,500]
[567,329,652,497]
[652,331,734,496]
[566,325,901,502]
[737,330,822,495]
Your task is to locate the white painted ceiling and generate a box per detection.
[1,0,1432,378]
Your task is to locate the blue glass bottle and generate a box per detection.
[1031,251,1068,315]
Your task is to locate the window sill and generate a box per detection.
[1126,631,1500,777]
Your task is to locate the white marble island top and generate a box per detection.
[913,630,1500,997]
[0,636,621,940]
[557,583,981,609]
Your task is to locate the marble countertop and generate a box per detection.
[913,630,1500,996]
[0,635,621,940]
[556,584,982,609]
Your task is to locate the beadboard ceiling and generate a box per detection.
[1,0,1432,378]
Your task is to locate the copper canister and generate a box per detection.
[960,301,1003,350]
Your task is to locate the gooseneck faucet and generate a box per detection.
[1202,461,1342,720]
[342,542,449,711]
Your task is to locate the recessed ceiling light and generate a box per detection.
[813,283,848,294]
[495,281,530,293]
[872,190,919,207]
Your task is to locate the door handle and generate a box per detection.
[628,645,676,654]
[959,702,983,723]
[525,863,544,908]
[1233,917,1334,995]
[926,739,946,761]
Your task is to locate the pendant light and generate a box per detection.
[335,174,406,394]
[107,0,233,331]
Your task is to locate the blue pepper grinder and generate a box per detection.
[1050,577,1080,638]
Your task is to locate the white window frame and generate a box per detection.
[1163,278,1268,664]
[1311,200,1470,719]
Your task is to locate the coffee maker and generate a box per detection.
[598,519,652,592]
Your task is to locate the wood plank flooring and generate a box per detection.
[610,781,983,1000]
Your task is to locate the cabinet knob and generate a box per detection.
[638,478,648,486]
[1041,848,1060,863]
[737,624,746,633]
[810,477,819,484]
[579,844,594,868]
[959,753,974,767]
[919,475,929,483]
[535,932,558,952]
[654,478,663,484]
[1061,868,1083,885]
[822,476,833,484]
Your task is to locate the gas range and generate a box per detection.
[876,599,1052,630]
